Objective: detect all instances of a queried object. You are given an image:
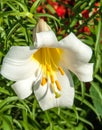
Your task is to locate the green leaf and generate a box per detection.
[0,96,18,109]
[6,22,20,41]
[0,105,15,113]
[94,74,102,83]
[13,119,23,129]
[72,105,79,122]
[30,0,41,13]
[35,13,60,25]
[0,52,4,62]
[5,1,18,11]
[80,82,86,101]
[0,115,13,130]
[90,82,102,117]
[78,117,94,129]
[53,125,62,130]
[94,53,102,74]
[6,0,28,12]
[69,18,78,28]
[95,19,101,56]
[74,123,84,130]
[75,95,99,118]
[46,4,56,14]
[0,87,10,95]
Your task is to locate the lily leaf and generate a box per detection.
[0,115,13,130]
[90,82,102,117]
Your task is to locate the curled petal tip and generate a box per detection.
[33,19,51,41]
[36,19,51,32]
[38,18,45,24]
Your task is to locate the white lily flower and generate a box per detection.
[0,19,93,111]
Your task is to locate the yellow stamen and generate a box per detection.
[58,67,64,75]
[41,77,47,86]
[55,80,62,91]
[46,64,51,72]
[50,75,55,83]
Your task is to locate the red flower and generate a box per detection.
[55,5,66,17]
[36,6,43,12]
[47,1,66,17]
[94,2,100,12]
[82,9,89,19]
[51,2,59,10]
[83,26,90,34]
[31,0,35,2]
[94,2,100,7]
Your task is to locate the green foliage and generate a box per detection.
[0,0,102,130]
[90,82,102,117]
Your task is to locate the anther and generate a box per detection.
[50,75,54,83]
[55,80,62,91]
[41,77,47,86]
[58,67,64,75]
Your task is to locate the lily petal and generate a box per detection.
[56,70,74,108]
[34,73,57,110]
[73,63,94,81]
[33,19,51,41]
[34,70,74,111]
[59,32,92,62]
[12,76,36,99]
[59,33,93,82]
[0,46,39,81]
[3,46,35,61]
[35,31,58,48]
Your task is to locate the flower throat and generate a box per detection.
[32,47,64,98]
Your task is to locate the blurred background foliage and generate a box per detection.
[0,0,102,130]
